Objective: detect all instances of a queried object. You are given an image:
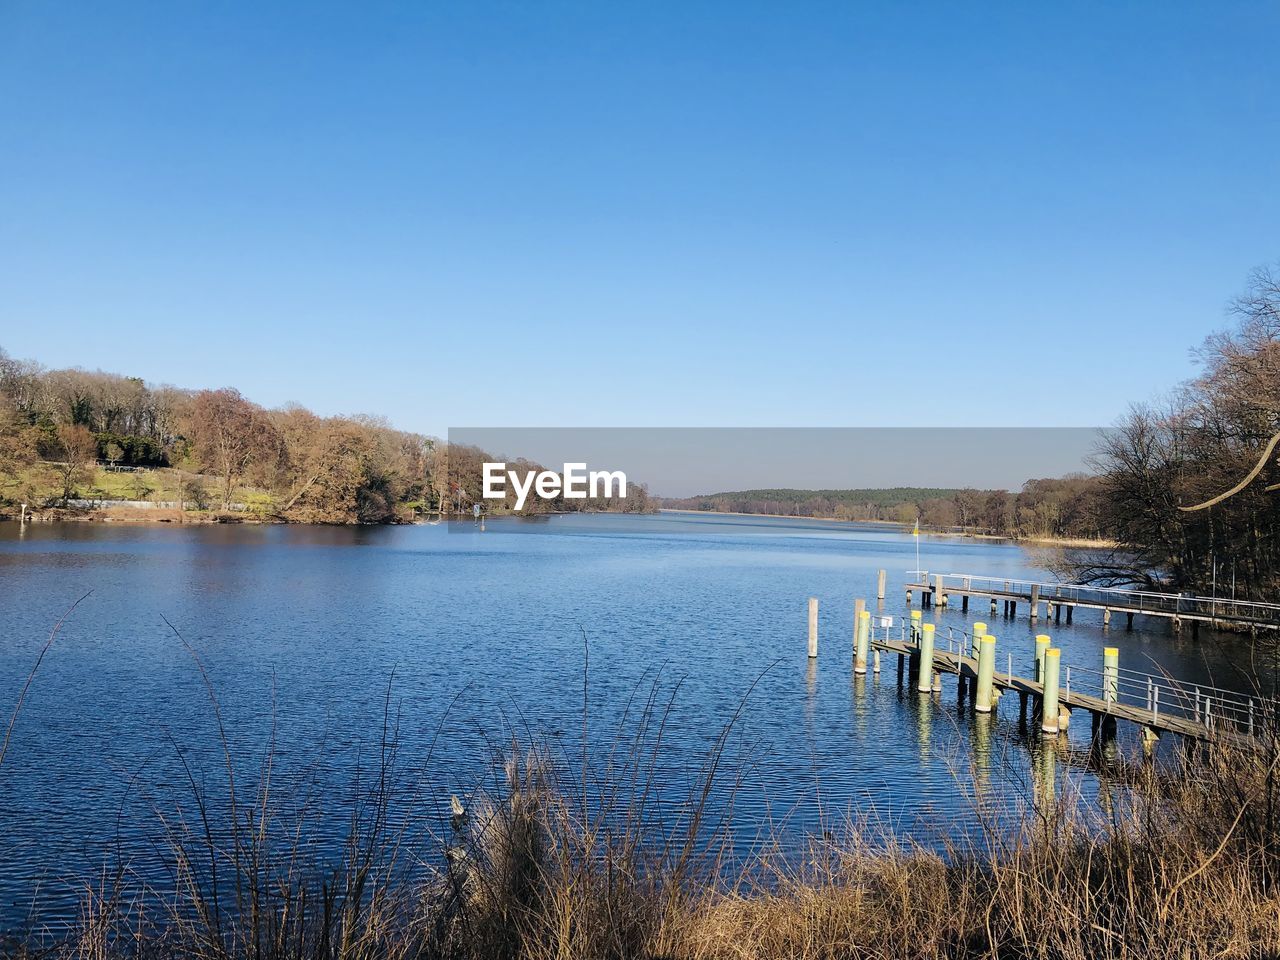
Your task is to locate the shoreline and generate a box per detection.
[3,505,1118,547]
[658,507,1116,549]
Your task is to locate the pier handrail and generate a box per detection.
[911,572,1280,625]
[877,620,1271,739]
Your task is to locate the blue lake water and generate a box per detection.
[0,513,1255,929]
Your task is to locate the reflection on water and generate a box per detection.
[0,513,1259,927]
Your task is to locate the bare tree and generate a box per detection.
[54,424,98,505]
[188,389,277,510]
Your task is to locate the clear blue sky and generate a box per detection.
[2,2,1276,436]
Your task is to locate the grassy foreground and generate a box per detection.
[7,714,1280,959]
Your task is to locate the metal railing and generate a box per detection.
[877,621,1272,739]
[909,572,1280,626]
[1064,661,1269,735]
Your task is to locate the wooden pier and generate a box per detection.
[906,572,1280,635]
[804,587,1269,751]
[869,627,1261,749]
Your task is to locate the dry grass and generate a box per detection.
[674,748,1280,959]
[10,736,1276,959]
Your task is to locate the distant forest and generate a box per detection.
[661,478,1104,541]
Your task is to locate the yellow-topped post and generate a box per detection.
[975,634,997,713]
[910,608,922,644]
[1103,647,1119,705]
[1034,634,1050,682]
[917,623,936,693]
[1041,648,1062,734]
[971,621,987,658]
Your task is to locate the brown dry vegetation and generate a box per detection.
[6,715,1279,960]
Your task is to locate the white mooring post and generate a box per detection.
[807,598,819,659]
[854,607,870,675]
[853,598,866,667]
[877,568,886,601]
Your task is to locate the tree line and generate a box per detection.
[661,477,1104,541]
[0,351,652,523]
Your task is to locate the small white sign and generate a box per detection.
[879,616,893,628]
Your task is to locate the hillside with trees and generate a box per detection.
[0,349,652,523]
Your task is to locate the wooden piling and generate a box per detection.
[971,621,987,658]
[1041,648,1062,734]
[910,609,922,643]
[1103,607,1111,627]
[807,598,818,659]
[1103,647,1119,705]
[975,634,996,713]
[1030,584,1040,620]
[990,597,997,614]
[1066,605,1073,624]
[1034,634,1050,682]
[1141,726,1160,757]
[854,608,870,675]
[853,598,866,668]
[917,623,936,693]
[877,569,886,601]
